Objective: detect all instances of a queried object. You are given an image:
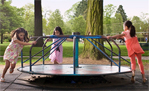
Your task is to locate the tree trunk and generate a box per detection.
[1,0,5,4]
[0,0,5,44]
[1,33,3,44]
[81,0,104,60]
[34,0,44,47]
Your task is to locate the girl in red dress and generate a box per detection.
[107,20,147,83]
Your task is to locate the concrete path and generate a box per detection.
[0,69,148,91]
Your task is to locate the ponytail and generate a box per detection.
[124,20,136,37]
[130,25,136,37]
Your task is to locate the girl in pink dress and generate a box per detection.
[45,26,64,64]
[0,28,36,82]
[107,20,147,83]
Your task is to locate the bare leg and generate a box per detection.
[10,63,16,73]
[1,60,10,78]
[132,70,135,76]
[54,60,58,64]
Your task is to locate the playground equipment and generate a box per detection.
[17,34,131,76]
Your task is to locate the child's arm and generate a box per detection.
[14,40,36,45]
[66,38,73,41]
[107,34,125,39]
[45,38,52,42]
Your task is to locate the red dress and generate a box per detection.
[122,30,144,57]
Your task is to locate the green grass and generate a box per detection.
[0,41,149,56]
[0,41,149,66]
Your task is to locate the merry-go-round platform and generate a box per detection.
[17,34,132,76]
[18,64,131,76]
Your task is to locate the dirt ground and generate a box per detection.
[1,57,148,71]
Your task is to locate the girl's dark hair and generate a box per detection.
[11,28,29,42]
[124,20,136,37]
[53,26,63,35]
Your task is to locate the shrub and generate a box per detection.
[3,33,11,42]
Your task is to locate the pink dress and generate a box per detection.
[3,37,24,63]
[49,38,63,63]
[122,30,144,57]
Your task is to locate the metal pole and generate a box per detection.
[73,36,76,74]
[42,47,44,65]
[75,38,79,67]
[21,50,23,68]
[119,53,121,72]
[72,32,80,74]
[30,47,32,72]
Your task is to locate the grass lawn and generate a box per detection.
[1,41,148,56]
[0,41,149,65]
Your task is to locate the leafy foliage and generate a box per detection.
[72,15,86,35]
[74,0,88,20]
[47,9,64,35]
[103,4,116,34]
[21,3,34,36]
[116,5,127,22]
[0,0,24,43]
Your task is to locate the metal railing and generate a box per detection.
[20,35,131,74]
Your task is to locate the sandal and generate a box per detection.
[0,77,5,82]
[131,76,135,83]
[10,68,14,74]
[143,78,147,83]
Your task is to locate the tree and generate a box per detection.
[75,0,88,20]
[82,0,104,60]
[116,5,127,22]
[64,2,80,21]
[139,13,149,42]
[34,0,43,47]
[72,15,86,35]
[140,13,149,33]
[42,9,52,35]
[21,3,34,36]
[42,18,48,35]
[47,9,64,34]
[0,0,23,44]
[111,13,123,35]
[103,4,116,35]
[64,20,73,35]
[131,16,141,32]
[64,2,80,35]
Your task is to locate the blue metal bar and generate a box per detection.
[91,38,113,66]
[73,36,76,74]
[29,48,32,72]
[86,38,119,66]
[42,48,44,64]
[31,35,104,39]
[75,38,79,67]
[91,38,130,64]
[110,38,122,72]
[41,38,61,64]
[23,38,62,63]
[21,50,23,68]
[31,38,66,66]
[44,38,67,61]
